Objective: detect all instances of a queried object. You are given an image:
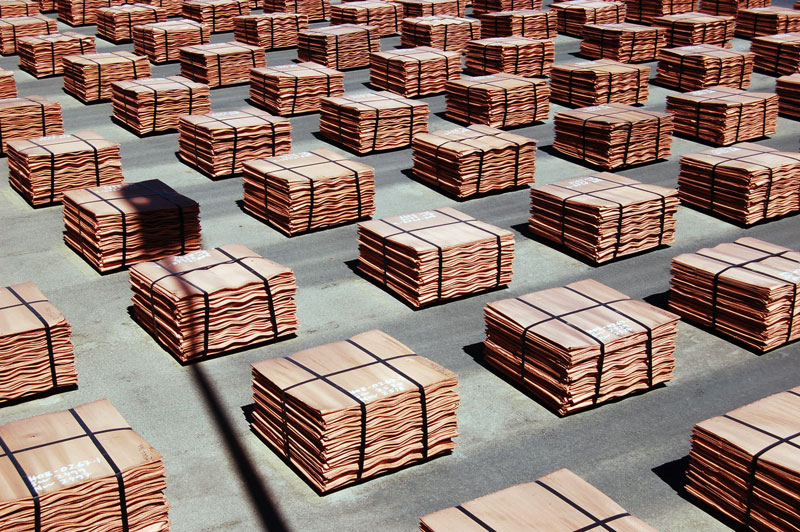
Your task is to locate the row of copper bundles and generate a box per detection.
[250,329,459,492]
[178,108,291,177]
[182,0,249,32]
[370,46,461,97]
[7,130,122,206]
[484,279,679,415]
[262,0,328,21]
[132,19,209,64]
[553,104,674,170]
[233,12,308,49]
[298,24,379,70]
[472,0,540,15]
[242,148,375,235]
[250,62,342,115]
[670,237,800,352]
[0,282,76,403]
[776,73,800,119]
[130,244,298,362]
[57,0,125,25]
[357,207,514,307]
[330,0,403,36]
[698,0,767,17]
[0,65,15,97]
[394,0,464,17]
[653,12,734,47]
[401,15,480,53]
[96,3,165,43]
[179,41,264,87]
[626,0,698,24]
[0,14,56,55]
[445,74,549,128]
[656,45,753,91]
[412,124,536,198]
[551,0,625,37]
[580,23,666,63]
[465,36,554,77]
[751,32,800,76]
[735,6,800,38]
[63,51,151,103]
[17,32,94,77]
[530,173,678,263]
[319,91,429,153]
[551,60,649,107]
[665,86,778,146]
[479,9,556,40]
[0,399,169,531]
[0,0,38,17]
[0,95,63,154]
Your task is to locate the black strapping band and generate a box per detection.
[6,286,57,387]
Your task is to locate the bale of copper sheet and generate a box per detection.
[412,124,536,197]
[0,0,38,17]
[178,109,292,178]
[111,76,210,135]
[0,14,56,54]
[479,9,556,39]
[17,32,94,77]
[179,41,264,87]
[63,52,151,103]
[445,74,549,128]
[233,12,308,48]
[653,12,735,46]
[95,3,164,43]
[391,0,464,17]
[553,104,673,169]
[550,0,625,37]
[472,0,540,15]
[298,24,379,69]
[401,15,480,52]
[656,45,753,91]
[529,173,678,263]
[39,0,53,11]
[7,130,123,206]
[358,207,514,307]
[251,329,459,492]
[751,32,800,75]
[465,37,554,77]
[132,19,209,64]
[666,86,778,145]
[250,62,343,115]
[670,237,800,351]
[370,47,460,97]
[330,1,403,36]
[130,244,297,361]
[62,179,202,273]
[138,0,182,16]
[736,7,800,38]
[0,399,169,531]
[0,66,14,96]
[242,148,375,235]
[580,23,666,63]
[550,60,649,107]
[57,0,125,25]
[699,0,767,17]
[776,72,800,118]
[182,0,249,33]
[0,95,63,154]
[261,0,329,21]
[627,0,698,24]
[421,469,660,531]
[0,282,76,403]
[319,91,429,153]
[687,387,800,530]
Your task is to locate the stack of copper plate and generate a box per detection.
[751,32,800,75]
[242,148,375,235]
[39,0,53,11]
[130,244,297,361]
[465,37,554,77]
[678,143,800,224]
[0,66,14,96]
[0,0,38,17]
[17,32,94,77]
[553,104,673,169]
[472,0,541,15]
[250,329,459,492]
[479,9,556,39]
[370,47,460,97]
[111,76,211,135]
[182,0,250,33]
[0,399,169,531]
[7,130,123,206]
[670,237,800,351]
[319,91,429,153]
[529,173,679,263]
[179,41,264,87]
[412,124,536,197]
[687,387,800,530]
[776,72,800,118]
[392,0,464,17]
[0,14,56,54]
[95,3,165,43]
[550,0,626,37]
[550,60,649,107]
[233,13,308,49]
[298,24,379,69]
[627,0,699,24]
[699,0,768,16]
[580,23,667,63]
[62,179,202,272]
[656,45,753,91]
[63,51,151,103]
[262,0,329,21]
[421,469,660,531]
[401,15,480,52]
[132,19,209,64]
[139,0,182,16]
[0,282,76,403]
[735,7,800,38]
[250,62,343,115]
[653,12,735,46]
[57,0,124,25]
[358,207,514,307]
[178,109,292,177]
[330,1,403,36]
[445,74,549,128]
[0,95,63,154]
[666,86,778,145]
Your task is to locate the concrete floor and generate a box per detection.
[1,2,799,531]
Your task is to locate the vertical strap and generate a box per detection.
[0,436,41,532]
[455,505,498,531]
[72,134,102,186]
[6,286,57,387]
[86,188,128,267]
[216,247,278,336]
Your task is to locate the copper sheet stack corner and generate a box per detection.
[17,32,95,77]
[298,24,380,69]
[445,74,550,128]
[550,59,649,106]
[250,62,343,115]
[233,12,308,49]
[479,9,556,39]
[550,0,625,37]
[132,19,209,64]
[465,36,554,77]
[370,47,461,97]
[656,45,753,91]
[0,14,56,54]
[751,32,800,76]
[0,95,63,154]
[62,51,151,103]
[401,15,480,52]
[111,76,210,135]
[95,3,165,43]
[179,41,264,87]
[653,12,735,46]
[735,7,800,38]
[776,72,800,119]
[0,65,14,96]
[330,1,403,36]
[182,0,250,32]
[580,23,667,63]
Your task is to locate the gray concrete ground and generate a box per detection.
[1,2,799,531]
